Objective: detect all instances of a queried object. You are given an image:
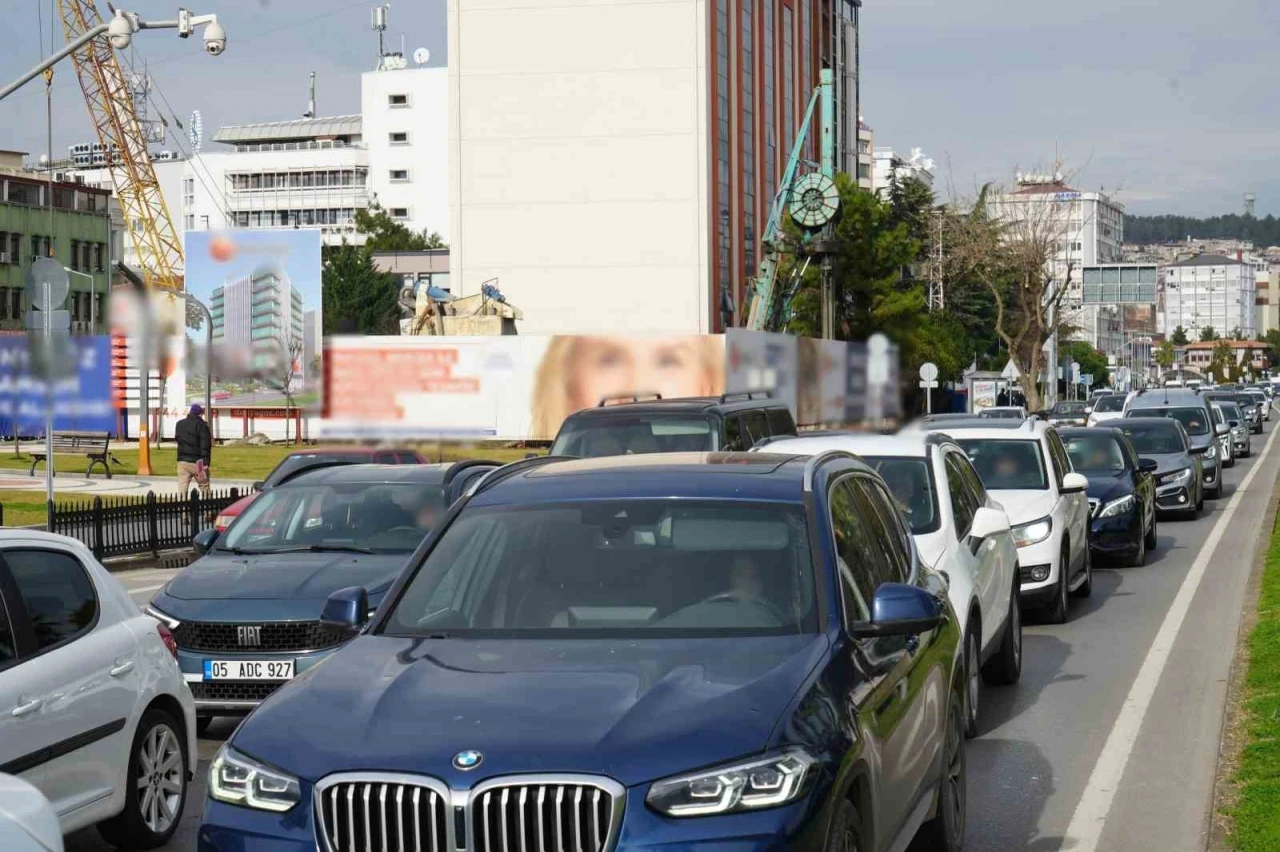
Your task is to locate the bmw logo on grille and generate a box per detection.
[453,750,483,771]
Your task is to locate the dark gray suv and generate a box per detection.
[1124,388,1222,499]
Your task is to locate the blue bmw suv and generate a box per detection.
[198,452,967,852]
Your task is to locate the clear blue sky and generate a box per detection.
[4,0,1279,217]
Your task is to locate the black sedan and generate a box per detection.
[1048,400,1091,426]
[1060,427,1158,566]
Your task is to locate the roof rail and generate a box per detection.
[720,390,772,403]
[924,432,956,446]
[597,392,662,407]
[802,449,860,493]
[464,455,578,498]
[442,458,503,486]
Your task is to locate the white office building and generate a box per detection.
[1160,254,1257,340]
[872,147,935,196]
[988,176,1126,354]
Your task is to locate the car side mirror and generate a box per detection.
[967,506,1011,555]
[1216,423,1229,436]
[1061,472,1089,494]
[1230,420,1240,428]
[252,481,264,492]
[1188,445,1207,456]
[849,583,945,639]
[1138,458,1159,474]
[321,586,369,631]
[192,528,218,555]
[1085,406,1094,414]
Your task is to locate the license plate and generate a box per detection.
[203,660,295,681]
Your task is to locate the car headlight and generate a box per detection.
[144,604,180,629]
[1159,467,1193,487]
[209,744,301,813]
[1205,443,1217,460]
[1011,516,1052,547]
[646,750,816,817]
[1098,495,1135,518]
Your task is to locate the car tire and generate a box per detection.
[96,708,189,850]
[982,580,1022,686]
[1073,545,1093,598]
[963,627,981,739]
[1144,510,1158,551]
[196,716,214,737]
[1045,543,1071,624]
[824,797,865,852]
[915,691,966,852]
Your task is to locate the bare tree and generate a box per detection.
[263,334,305,441]
[941,166,1085,410]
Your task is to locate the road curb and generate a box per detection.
[1206,463,1280,851]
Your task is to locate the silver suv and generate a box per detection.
[1123,388,1223,499]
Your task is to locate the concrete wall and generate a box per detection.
[363,67,449,241]
[448,0,711,335]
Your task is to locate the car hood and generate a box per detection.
[1081,471,1133,503]
[233,633,829,786]
[985,489,1057,525]
[1088,411,1123,424]
[160,552,411,616]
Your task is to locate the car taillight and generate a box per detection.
[156,623,179,660]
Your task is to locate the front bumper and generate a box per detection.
[1155,483,1194,512]
[198,779,829,852]
[1090,507,1142,554]
[1015,535,1061,603]
[179,646,340,716]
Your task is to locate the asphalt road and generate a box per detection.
[69,414,1280,851]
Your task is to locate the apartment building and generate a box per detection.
[447,0,862,335]
[211,265,305,376]
[1160,253,1257,340]
[871,146,935,196]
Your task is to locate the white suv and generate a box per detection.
[0,531,196,848]
[909,418,1092,624]
[754,431,1022,738]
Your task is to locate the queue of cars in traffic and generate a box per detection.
[0,385,1271,852]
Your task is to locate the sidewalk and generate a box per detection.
[0,471,255,497]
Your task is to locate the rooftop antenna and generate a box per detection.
[303,71,316,118]
[372,4,389,67]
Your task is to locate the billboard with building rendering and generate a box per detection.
[183,229,323,411]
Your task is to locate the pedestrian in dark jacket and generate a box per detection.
[175,404,212,498]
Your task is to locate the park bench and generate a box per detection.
[28,431,121,479]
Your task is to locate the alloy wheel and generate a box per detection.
[137,724,184,835]
[944,699,967,842]
[967,632,980,729]
[1010,594,1022,670]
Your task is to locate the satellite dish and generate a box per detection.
[413,47,429,65]
[189,110,203,153]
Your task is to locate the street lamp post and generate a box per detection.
[187,294,214,427]
[63,268,96,333]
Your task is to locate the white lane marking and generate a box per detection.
[127,583,166,596]
[1064,421,1280,849]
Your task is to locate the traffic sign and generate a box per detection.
[25,257,69,310]
[919,362,939,382]
[1081,373,1093,387]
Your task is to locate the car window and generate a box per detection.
[266,452,363,486]
[551,416,719,457]
[944,453,978,537]
[374,452,399,464]
[1119,422,1187,454]
[1063,434,1127,472]
[1210,406,1224,426]
[1135,406,1210,436]
[396,452,421,464]
[383,500,818,637]
[955,453,990,512]
[955,438,1049,491]
[0,587,17,669]
[860,478,914,583]
[766,407,797,437]
[864,457,939,535]
[1223,404,1243,422]
[2,549,98,652]
[740,411,769,447]
[1050,431,1074,484]
[845,478,909,587]
[828,479,876,624]
[722,416,745,451]
[1093,395,1124,412]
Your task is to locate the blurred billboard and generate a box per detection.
[183,229,324,411]
[0,335,116,435]
[321,331,900,440]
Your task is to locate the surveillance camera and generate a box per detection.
[107,11,133,50]
[203,21,226,56]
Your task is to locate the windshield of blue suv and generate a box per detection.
[382,501,817,638]
[551,416,718,457]
[954,439,1048,490]
[1063,435,1127,473]
[220,482,448,554]
[1118,422,1185,455]
[864,457,939,534]
[1132,406,1209,436]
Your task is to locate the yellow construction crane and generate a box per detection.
[58,1,188,474]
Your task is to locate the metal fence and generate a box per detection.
[47,488,243,560]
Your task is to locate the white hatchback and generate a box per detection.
[754,431,1022,739]
[0,531,196,849]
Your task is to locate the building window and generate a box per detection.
[390,207,409,219]
[70,240,80,271]
[801,0,812,143]
[763,0,776,195]
[783,5,795,152]
[42,237,51,258]
[742,0,755,286]
[716,0,732,327]
[388,94,408,107]
[389,169,410,182]
[389,132,409,145]
[9,233,18,262]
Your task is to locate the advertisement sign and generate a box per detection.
[797,338,848,426]
[183,229,324,411]
[0,335,116,435]
[972,380,999,410]
[725,330,798,416]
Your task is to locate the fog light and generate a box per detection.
[1030,566,1050,582]
[1179,495,1188,504]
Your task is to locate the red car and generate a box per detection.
[213,446,428,533]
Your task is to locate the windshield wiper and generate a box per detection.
[263,544,379,555]
[216,546,269,556]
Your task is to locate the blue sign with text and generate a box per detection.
[0,335,116,436]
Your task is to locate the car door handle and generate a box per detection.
[11,697,42,717]
[110,660,135,678]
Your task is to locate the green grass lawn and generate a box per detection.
[1231,506,1280,850]
[0,491,138,527]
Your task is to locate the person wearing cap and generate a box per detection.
[175,403,212,499]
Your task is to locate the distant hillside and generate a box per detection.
[1126,214,1280,246]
